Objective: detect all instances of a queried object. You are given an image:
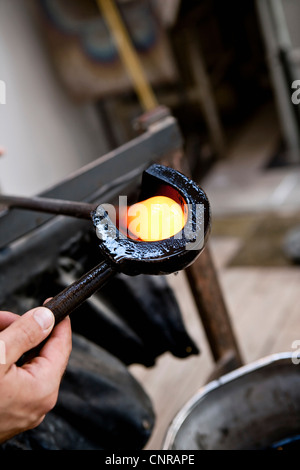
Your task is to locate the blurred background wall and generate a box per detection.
[1,0,300,198]
[0,0,110,196]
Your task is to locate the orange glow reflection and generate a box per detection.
[126,196,186,241]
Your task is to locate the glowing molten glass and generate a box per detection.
[126,196,186,241]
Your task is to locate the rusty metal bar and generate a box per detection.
[186,247,243,368]
[163,148,243,372]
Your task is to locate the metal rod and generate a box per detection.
[0,195,96,220]
[186,247,243,367]
[18,261,116,365]
[46,261,116,325]
[166,150,243,371]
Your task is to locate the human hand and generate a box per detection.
[0,306,72,443]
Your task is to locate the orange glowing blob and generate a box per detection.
[126,196,186,241]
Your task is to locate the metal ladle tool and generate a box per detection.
[0,165,210,363]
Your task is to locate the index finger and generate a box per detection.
[0,311,19,330]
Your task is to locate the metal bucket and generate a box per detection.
[163,353,300,450]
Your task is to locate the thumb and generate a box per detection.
[0,307,54,369]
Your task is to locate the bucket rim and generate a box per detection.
[162,351,296,450]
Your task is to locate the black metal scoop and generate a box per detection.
[5,164,210,363]
[93,164,210,276]
[41,165,210,325]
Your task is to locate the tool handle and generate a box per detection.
[46,261,115,325]
[18,261,115,365]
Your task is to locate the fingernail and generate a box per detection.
[33,307,54,331]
